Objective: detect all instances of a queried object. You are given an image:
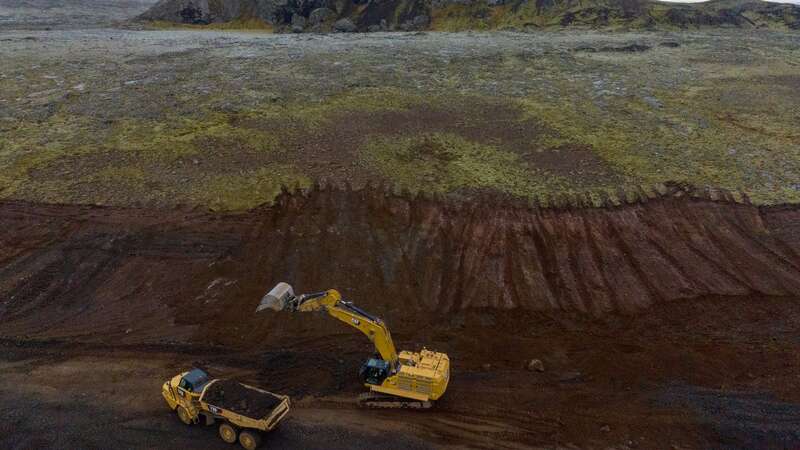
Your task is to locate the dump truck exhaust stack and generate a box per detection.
[256,282,295,312]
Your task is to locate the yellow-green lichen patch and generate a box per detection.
[0,113,100,197]
[106,113,279,162]
[517,72,800,204]
[191,165,311,211]
[360,132,567,198]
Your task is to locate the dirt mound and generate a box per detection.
[0,185,799,347]
[202,380,283,417]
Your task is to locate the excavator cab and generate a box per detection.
[359,358,390,386]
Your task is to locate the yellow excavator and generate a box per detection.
[256,282,450,409]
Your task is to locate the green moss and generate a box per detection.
[242,87,429,128]
[192,165,311,211]
[360,132,567,197]
[0,113,98,197]
[518,74,800,204]
[107,113,278,161]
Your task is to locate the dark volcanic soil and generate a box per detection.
[202,379,283,418]
[1,186,800,449]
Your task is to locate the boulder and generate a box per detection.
[309,7,334,25]
[334,18,357,32]
[291,13,306,32]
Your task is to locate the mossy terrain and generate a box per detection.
[361,133,571,198]
[1,30,799,209]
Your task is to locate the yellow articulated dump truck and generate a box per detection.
[162,368,290,450]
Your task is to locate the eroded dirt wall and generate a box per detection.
[0,185,799,345]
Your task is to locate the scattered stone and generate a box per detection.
[334,18,357,32]
[643,95,662,109]
[527,359,545,372]
[558,371,583,383]
[367,24,381,32]
[600,424,611,432]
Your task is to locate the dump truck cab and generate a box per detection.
[162,368,209,420]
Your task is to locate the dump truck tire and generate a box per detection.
[239,430,261,450]
[219,422,238,444]
[176,406,192,425]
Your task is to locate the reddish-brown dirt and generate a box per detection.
[1,185,800,449]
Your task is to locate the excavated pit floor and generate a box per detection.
[1,188,800,448]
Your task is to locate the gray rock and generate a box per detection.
[309,7,334,25]
[334,18,357,32]
[643,95,663,109]
[380,18,388,30]
[291,13,306,32]
[412,14,430,27]
[367,24,381,32]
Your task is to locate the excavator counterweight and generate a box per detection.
[256,282,450,408]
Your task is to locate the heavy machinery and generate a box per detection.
[256,282,450,408]
[162,368,291,449]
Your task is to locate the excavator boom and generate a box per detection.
[258,283,398,363]
[257,282,450,407]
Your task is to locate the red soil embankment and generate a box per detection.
[0,184,799,346]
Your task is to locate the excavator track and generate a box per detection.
[357,392,433,409]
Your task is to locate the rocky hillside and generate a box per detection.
[137,0,800,31]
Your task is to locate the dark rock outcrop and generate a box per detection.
[137,0,800,31]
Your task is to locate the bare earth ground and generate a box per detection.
[1,190,800,449]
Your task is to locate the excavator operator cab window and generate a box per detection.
[359,358,390,386]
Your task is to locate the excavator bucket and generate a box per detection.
[256,282,295,312]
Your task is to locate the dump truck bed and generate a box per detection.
[200,379,290,431]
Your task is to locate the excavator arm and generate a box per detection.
[257,283,398,364]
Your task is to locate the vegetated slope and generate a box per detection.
[137,0,800,31]
[0,183,799,347]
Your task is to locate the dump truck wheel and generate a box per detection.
[239,430,261,450]
[219,422,238,444]
[176,406,192,425]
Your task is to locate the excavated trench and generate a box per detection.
[0,184,799,348]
